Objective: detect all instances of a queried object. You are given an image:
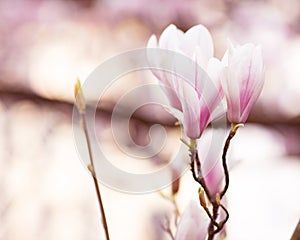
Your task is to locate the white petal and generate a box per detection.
[221,66,241,122]
[207,57,224,86]
[221,49,228,66]
[158,24,182,50]
[179,80,201,138]
[199,58,224,117]
[183,24,214,68]
[147,34,158,48]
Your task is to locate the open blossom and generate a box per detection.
[221,42,264,124]
[147,24,224,139]
[175,201,209,240]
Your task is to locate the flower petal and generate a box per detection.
[175,201,209,240]
[182,24,214,68]
[178,80,201,138]
[159,24,183,51]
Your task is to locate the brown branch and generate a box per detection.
[219,129,236,199]
[202,204,220,232]
[189,124,239,240]
[207,202,219,240]
[291,219,300,240]
[189,145,221,240]
[190,149,212,201]
[207,123,243,239]
[214,204,229,234]
[220,123,243,199]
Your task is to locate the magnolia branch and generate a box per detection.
[189,141,228,240]
[75,80,110,240]
[189,123,243,240]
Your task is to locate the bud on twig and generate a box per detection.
[199,188,207,208]
[172,169,180,195]
[172,178,180,195]
[216,193,221,206]
[74,78,85,112]
[87,164,94,173]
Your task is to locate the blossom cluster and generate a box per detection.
[147,24,265,240]
[147,24,264,139]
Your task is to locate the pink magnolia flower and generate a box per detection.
[175,201,209,240]
[221,42,264,124]
[204,167,223,198]
[147,24,224,139]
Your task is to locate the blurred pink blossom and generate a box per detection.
[221,41,264,124]
[147,24,224,139]
[175,201,209,240]
[202,155,224,198]
[197,128,235,198]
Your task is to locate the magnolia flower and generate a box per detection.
[175,201,209,240]
[147,24,224,139]
[197,128,234,197]
[221,42,264,124]
[203,161,223,198]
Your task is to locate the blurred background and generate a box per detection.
[1,0,300,239]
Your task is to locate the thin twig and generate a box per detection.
[189,142,219,240]
[75,80,110,240]
[81,114,110,240]
[188,137,233,240]
[202,204,220,231]
[220,123,243,199]
[219,129,235,199]
[207,202,219,240]
[190,149,212,201]
[207,123,243,239]
[214,204,229,234]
